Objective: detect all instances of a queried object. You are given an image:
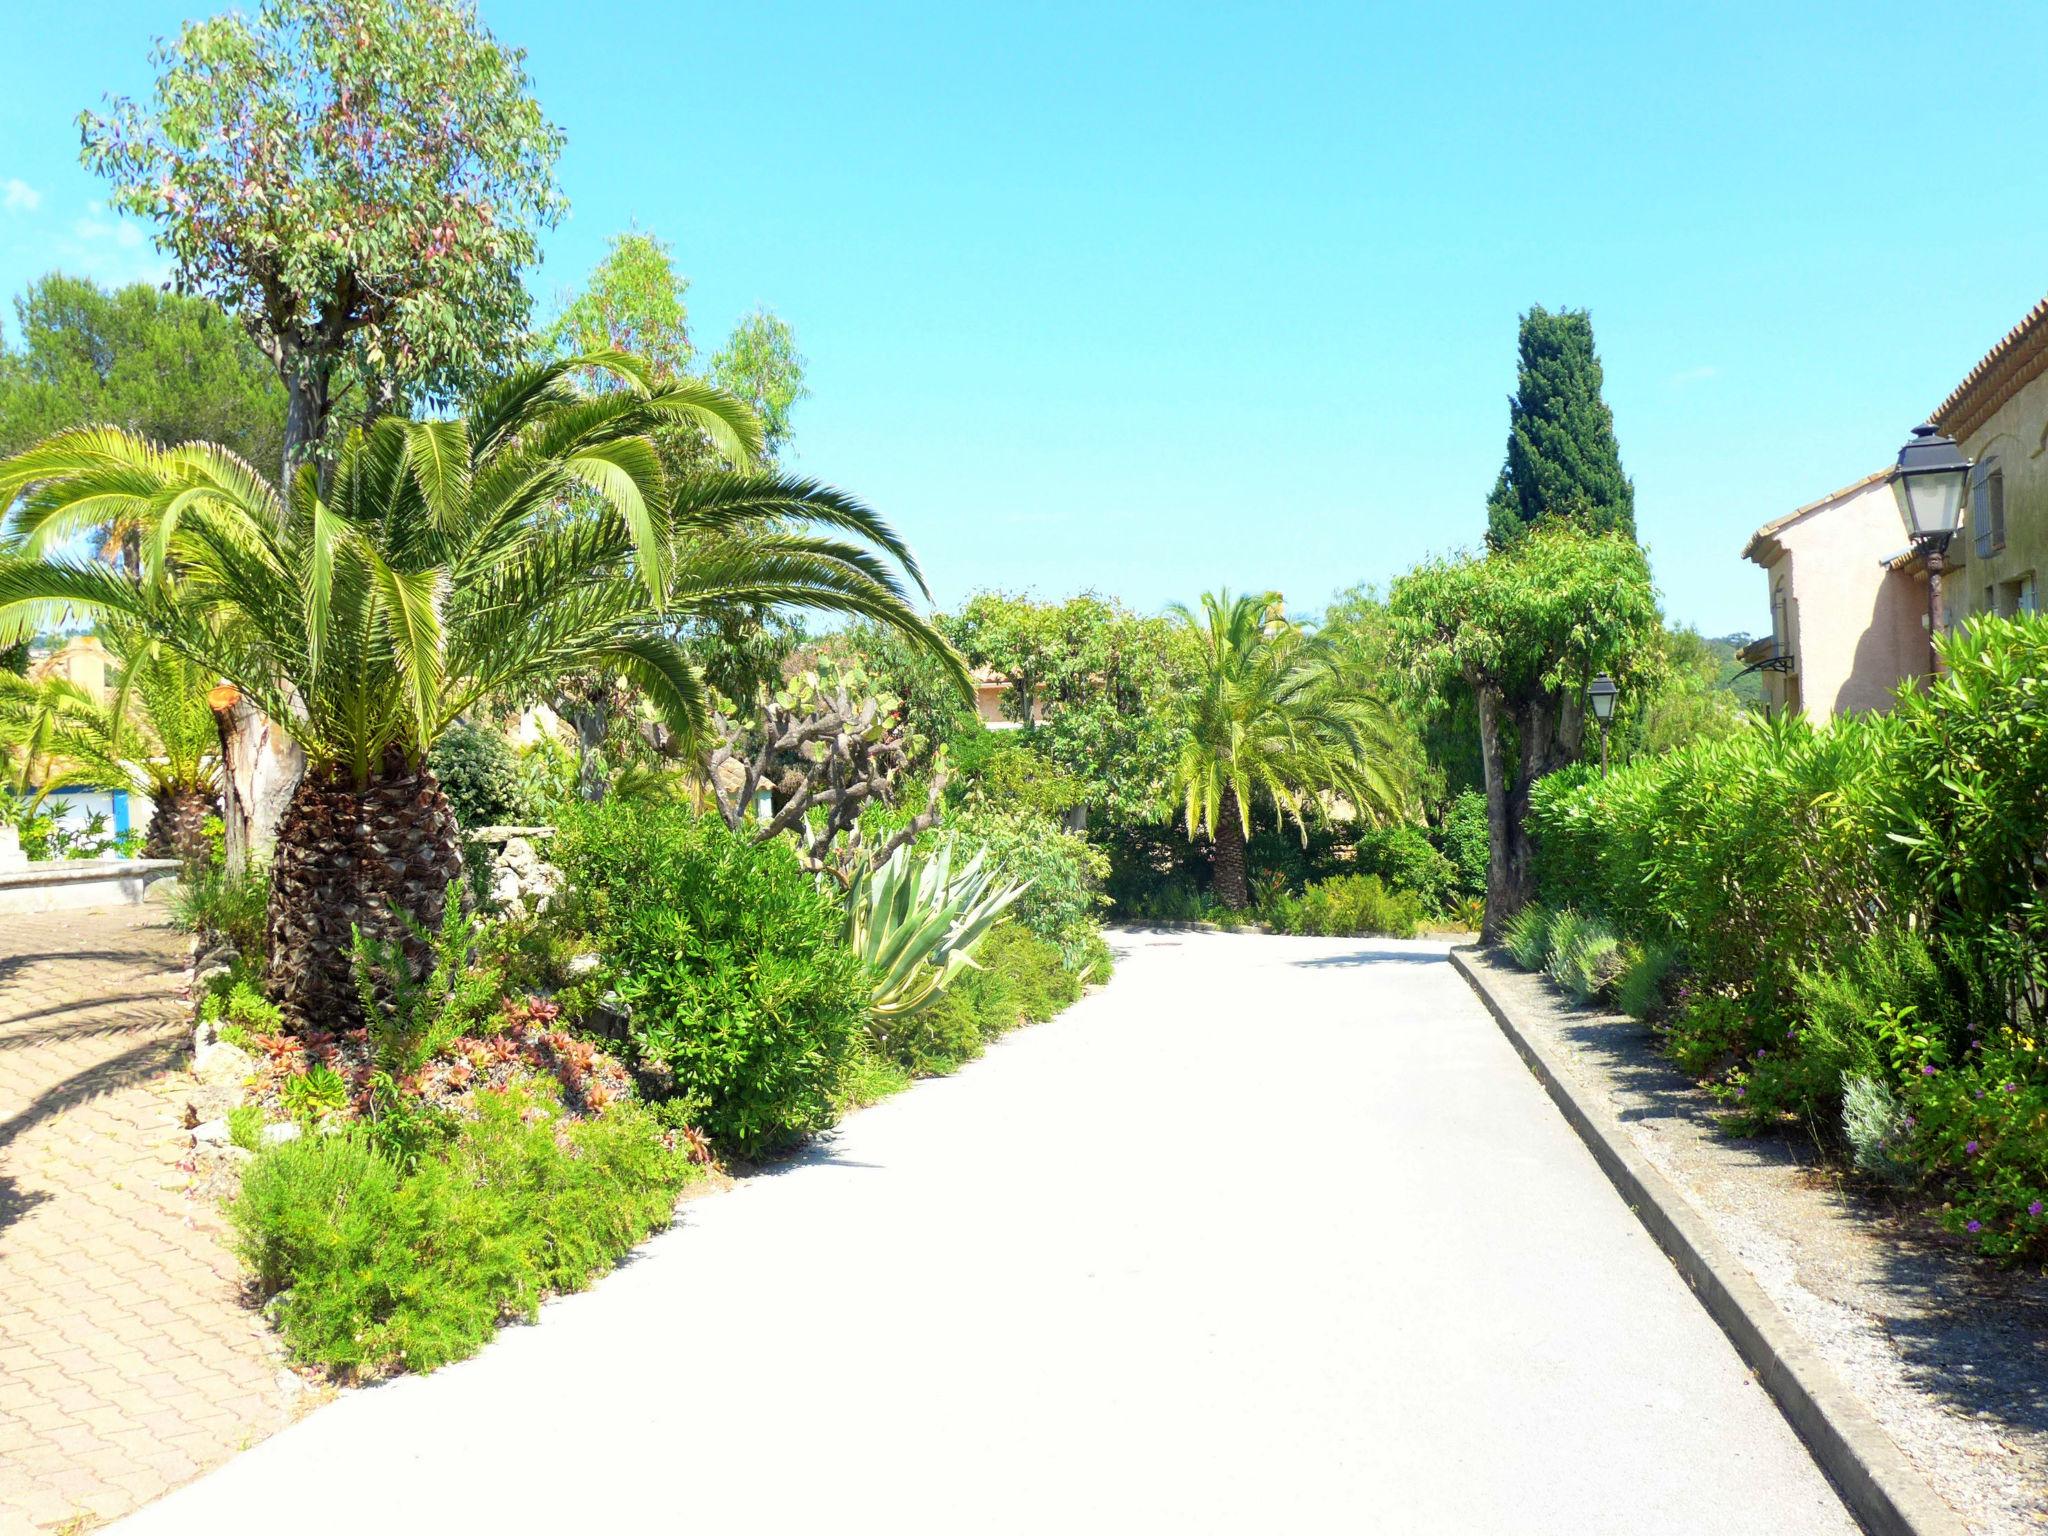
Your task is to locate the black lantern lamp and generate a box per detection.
[1589,673,1619,776]
[1888,423,1972,672]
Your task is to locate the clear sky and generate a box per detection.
[2,0,2044,637]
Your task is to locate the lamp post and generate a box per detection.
[1887,423,1971,676]
[1589,672,1618,777]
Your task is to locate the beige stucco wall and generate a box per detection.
[1761,480,1926,719]
[1953,365,2048,621]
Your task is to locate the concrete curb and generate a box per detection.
[1448,946,1967,1536]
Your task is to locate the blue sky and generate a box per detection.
[2,1,2044,637]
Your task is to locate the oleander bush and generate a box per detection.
[1516,611,2048,1258]
[552,802,869,1156]
[1436,790,1490,900]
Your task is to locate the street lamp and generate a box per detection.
[1887,423,1971,674]
[1588,673,1619,777]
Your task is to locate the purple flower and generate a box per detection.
[1975,1090,1986,1101]
[1922,1065,1938,1077]
[1735,1087,1746,1099]
[2007,1083,2020,1095]
[1966,1140,1981,1155]
[2030,1202,2043,1218]
[1968,1220,1983,1234]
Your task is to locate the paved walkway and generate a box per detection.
[0,903,291,1536]
[115,928,1855,1534]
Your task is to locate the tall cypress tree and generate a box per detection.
[1484,305,1636,549]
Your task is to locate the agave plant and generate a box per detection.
[844,839,1028,1023]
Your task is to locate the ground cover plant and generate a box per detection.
[232,1085,688,1377]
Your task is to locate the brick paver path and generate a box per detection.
[0,902,292,1534]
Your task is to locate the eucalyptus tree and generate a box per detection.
[1169,590,1410,909]
[0,355,962,1023]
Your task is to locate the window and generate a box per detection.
[1972,462,2006,559]
[1770,576,1793,668]
[1996,572,2037,618]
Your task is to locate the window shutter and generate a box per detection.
[1975,473,1995,559]
[1991,470,2007,552]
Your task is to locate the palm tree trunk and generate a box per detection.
[143,786,220,869]
[209,687,305,877]
[266,755,464,1027]
[1212,787,1251,909]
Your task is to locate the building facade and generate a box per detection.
[1737,471,1927,719]
[1931,295,2048,623]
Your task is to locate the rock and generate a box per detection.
[189,1142,252,1203]
[566,951,601,978]
[192,1117,230,1145]
[259,1121,301,1146]
[185,1085,240,1127]
[194,1040,257,1087]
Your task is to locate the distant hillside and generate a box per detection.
[1704,632,1765,707]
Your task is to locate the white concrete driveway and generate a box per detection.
[118,928,1857,1535]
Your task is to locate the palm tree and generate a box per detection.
[0,671,104,807]
[1168,590,1409,909]
[0,355,963,1023]
[0,634,220,865]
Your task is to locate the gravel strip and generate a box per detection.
[1465,950,2048,1536]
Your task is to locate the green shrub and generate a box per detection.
[169,860,271,960]
[948,807,1110,963]
[553,803,868,1155]
[1270,874,1422,939]
[1437,790,1490,899]
[1501,903,1553,970]
[231,1086,686,1377]
[1245,821,1351,896]
[1663,990,1751,1079]
[1351,824,1459,915]
[428,723,530,829]
[948,733,1088,819]
[1522,614,2048,1257]
[1545,910,1622,1005]
[1613,941,1681,1022]
[227,1104,265,1151]
[1841,1073,1914,1186]
[200,966,284,1048]
[872,923,1084,1077]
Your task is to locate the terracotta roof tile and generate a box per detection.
[1932,294,2048,442]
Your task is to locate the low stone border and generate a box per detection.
[0,854,179,913]
[1449,945,1967,1536]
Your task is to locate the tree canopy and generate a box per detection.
[81,0,566,473]
[1484,305,1635,549]
[541,232,808,466]
[1391,522,1659,933]
[0,274,286,479]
